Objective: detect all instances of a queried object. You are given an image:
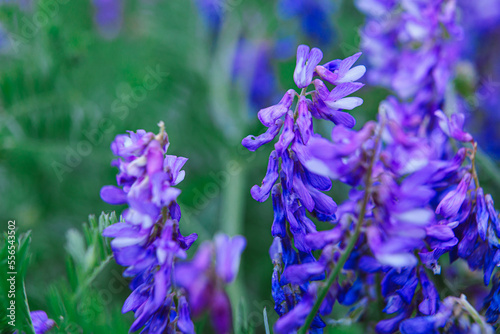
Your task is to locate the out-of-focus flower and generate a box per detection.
[277,0,337,48]
[400,295,494,333]
[232,39,279,110]
[92,0,122,38]
[357,0,461,103]
[31,311,55,334]
[175,234,246,334]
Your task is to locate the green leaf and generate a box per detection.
[62,212,116,301]
[263,307,271,334]
[46,212,124,333]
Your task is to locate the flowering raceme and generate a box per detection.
[244,1,500,329]
[339,0,500,332]
[356,0,461,101]
[242,44,366,333]
[101,122,245,333]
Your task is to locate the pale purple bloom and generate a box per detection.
[100,123,203,333]
[436,173,472,219]
[258,90,295,127]
[293,45,323,88]
[30,311,55,334]
[357,0,461,102]
[242,45,366,332]
[214,233,246,283]
[435,111,473,143]
[175,234,246,334]
[316,52,366,85]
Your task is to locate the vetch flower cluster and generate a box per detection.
[345,0,500,332]
[242,44,366,333]
[356,0,461,102]
[244,33,500,334]
[101,122,245,333]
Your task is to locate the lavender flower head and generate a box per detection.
[101,122,197,332]
[356,0,462,102]
[242,44,366,333]
[101,122,246,333]
[175,233,246,334]
[92,0,123,39]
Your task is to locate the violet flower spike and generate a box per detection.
[100,122,203,333]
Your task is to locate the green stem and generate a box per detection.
[220,159,248,332]
[459,294,489,332]
[298,123,381,334]
[299,166,375,333]
[298,213,364,334]
[221,160,246,236]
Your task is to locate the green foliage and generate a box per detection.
[0,231,35,334]
[44,212,130,333]
[0,0,498,333]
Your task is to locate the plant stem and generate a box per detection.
[221,159,248,332]
[470,142,480,189]
[298,126,380,333]
[298,211,365,333]
[459,294,489,332]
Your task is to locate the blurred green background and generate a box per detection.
[1,0,497,333]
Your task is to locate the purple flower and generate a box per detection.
[30,311,55,334]
[484,274,500,323]
[250,151,279,202]
[400,296,494,334]
[274,284,324,334]
[194,0,224,31]
[214,233,247,283]
[92,0,122,38]
[293,45,323,88]
[177,296,195,334]
[486,194,500,236]
[476,188,490,241]
[231,39,279,110]
[277,0,337,48]
[258,90,295,127]
[436,173,472,219]
[175,233,246,334]
[435,111,473,143]
[100,122,203,333]
[357,0,461,102]
[241,120,283,151]
[316,52,366,85]
[243,44,366,332]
